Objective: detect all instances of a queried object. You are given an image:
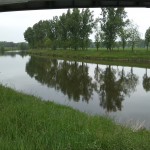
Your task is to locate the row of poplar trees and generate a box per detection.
[24,9,94,50]
[24,8,141,51]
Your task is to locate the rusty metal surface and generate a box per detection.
[0,0,149,12]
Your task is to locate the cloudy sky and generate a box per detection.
[0,8,149,43]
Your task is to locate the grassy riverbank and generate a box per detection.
[28,48,150,62]
[0,84,150,149]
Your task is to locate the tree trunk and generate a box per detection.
[132,44,134,52]
[123,45,125,51]
[108,47,111,52]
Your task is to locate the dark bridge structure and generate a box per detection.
[0,0,149,12]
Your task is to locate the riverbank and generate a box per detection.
[28,49,150,62]
[27,49,150,68]
[0,84,150,149]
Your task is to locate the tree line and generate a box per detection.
[24,8,94,50]
[24,8,150,51]
[0,41,28,52]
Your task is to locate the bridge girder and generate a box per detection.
[0,0,149,12]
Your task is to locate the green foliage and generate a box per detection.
[44,38,51,48]
[0,46,5,53]
[23,8,147,52]
[80,8,94,50]
[0,41,16,48]
[48,17,60,50]
[19,42,29,50]
[24,27,34,48]
[0,41,28,51]
[100,8,128,51]
[24,9,94,50]
[119,28,130,50]
[69,9,82,50]
[58,12,69,49]
[128,22,141,51]
[0,84,150,149]
[33,21,47,48]
[145,27,150,50]
[95,31,101,51]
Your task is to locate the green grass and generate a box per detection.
[0,84,150,149]
[28,48,150,62]
[28,48,150,68]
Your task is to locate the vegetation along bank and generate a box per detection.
[24,8,150,64]
[28,49,150,65]
[24,8,150,52]
[0,84,150,149]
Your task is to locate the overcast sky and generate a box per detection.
[0,8,149,43]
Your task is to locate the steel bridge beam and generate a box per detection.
[0,0,149,12]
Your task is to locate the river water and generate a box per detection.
[1,52,150,129]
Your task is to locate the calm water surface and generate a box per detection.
[1,52,150,128]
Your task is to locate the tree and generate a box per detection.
[58,13,68,49]
[80,8,94,50]
[145,27,150,51]
[48,17,60,50]
[137,38,145,48]
[44,38,51,48]
[128,23,140,51]
[94,27,103,51]
[119,28,130,50]
[24,21,50,49]
[0,46,5,54]
[32,21,48,48]
[100,8,128,51]
[95,32,100,51]
[58,8,94,50]
[69,8,82,50]
[24,27,34,48]
[115,41,122,50]
[19,42,29,50]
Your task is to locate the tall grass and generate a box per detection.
[28,48,150,61]
[0,85,150,149]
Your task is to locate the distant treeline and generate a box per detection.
[0,41,29,51]
[24,8,150,51]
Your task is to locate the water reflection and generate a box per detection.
[26,56,140,112]
[26,57,94,102]
[1,53,150,128]
[143,69,150,92]
[94,65,138,112]
[3,50,27,58]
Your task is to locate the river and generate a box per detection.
[0,51,150,129]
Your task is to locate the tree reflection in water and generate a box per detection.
[94,65,138,112]
[143,68,150,92]
[26,56,94,102]
[26,56,139,112]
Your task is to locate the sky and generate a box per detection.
[0,8,149,43]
